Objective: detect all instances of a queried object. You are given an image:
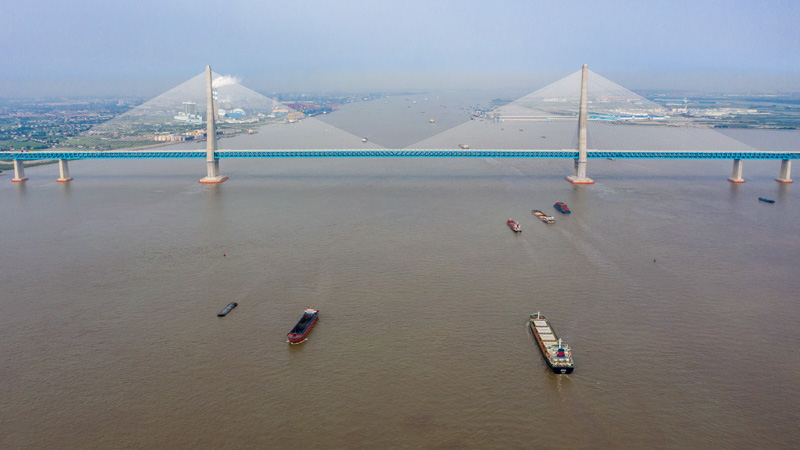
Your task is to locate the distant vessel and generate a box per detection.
[429,119,435,123]
[507,219,522,232]
[459,144,469,149]
[217,302,237,317]
[247,129,258,135]
[529,312,574,374]
[554,202,571,214]
[759,197,775,203]
[287,307,319,344]
[362,137,368,143]
[532,210,555,223]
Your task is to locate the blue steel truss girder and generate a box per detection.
[588,151,800,160]
[3,150,799,160]
[1,151,207,160]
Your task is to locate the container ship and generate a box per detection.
[287,307,319,344]
[554,202,571,214]
[529,312,574,374]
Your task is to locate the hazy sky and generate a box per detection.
[3,0,799,96]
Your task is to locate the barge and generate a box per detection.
[217,302,238,317]
[554,202,571,214]
[287,307,319,344]
[529,312,574,374]
[507,219,522,232]
[532,210,555,224]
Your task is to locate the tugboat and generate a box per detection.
[217,302,237,317]
[532,210,555,224]
[529,312,574,374]
[507,219,522,232]
[287,307,319,344]
[554,202,571,214]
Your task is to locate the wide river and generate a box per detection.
[2,93,799,449]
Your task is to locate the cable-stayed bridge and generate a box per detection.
[4,65,798,184]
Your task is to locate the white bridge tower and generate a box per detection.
[199,65,228,184]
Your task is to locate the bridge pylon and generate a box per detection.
[566,64,595,185]
[199,65,228,184]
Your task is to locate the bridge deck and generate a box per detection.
[3,149,800,160]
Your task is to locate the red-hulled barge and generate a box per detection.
[287,307,319,344]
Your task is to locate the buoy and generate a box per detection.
[223,254,226,257]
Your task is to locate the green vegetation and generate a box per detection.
[0,139,50,150]
[0,160,55,171]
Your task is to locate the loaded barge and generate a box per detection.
[529,312,574,374]
[554,202,571,214]
[287,307,319,344]
[532,210,555,224]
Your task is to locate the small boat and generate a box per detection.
[554,202,571,214]
[459,144,469,149]
[287,307,319,343]
[362,137,368,143]
[507,219,522,232]
[217,302,237,317]
[529,312,574,374]
[429,119,435,123]
[759,197,775,203]
[532,210,555,224]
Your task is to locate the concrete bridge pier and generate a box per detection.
[566,64,594,185]
[198,65,228,184]
[11,159,28,182]
[776,159,793,183]
[728,159,745,183]
[57,159,73,182]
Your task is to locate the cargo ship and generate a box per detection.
[287,307,319,344]
[554,202,571,214]
[507,219,522,232]
[532,210,555,223]
[529,312,574,374]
